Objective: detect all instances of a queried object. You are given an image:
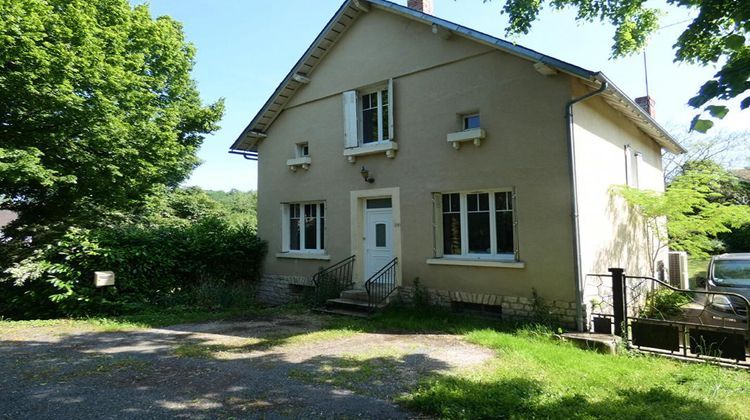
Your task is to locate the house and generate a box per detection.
[0,210,17,236]
[229,0,685,329]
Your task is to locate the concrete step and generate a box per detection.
[325,297,388,314]
[340,288,369,302]
[560,332,622,354]
[312,307,372,318]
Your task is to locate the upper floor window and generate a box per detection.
[463,114,480,130]
[361,89,389,143]
[435,190,516,260]
[624,145,642,189]
[296,142,309,157]
[282,202,325,253]
[343,79,394,148]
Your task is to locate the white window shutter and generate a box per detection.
[624,145,633,186]
[387,78,394,141]
[281,204,290,252]
[432,193,443,258]
[343,90,358,148]
[633,152,642,188]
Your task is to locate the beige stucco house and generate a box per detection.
[230,0,685,329]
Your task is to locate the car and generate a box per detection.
[703,253,750,324]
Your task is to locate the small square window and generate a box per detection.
[463,114,480,130]
[296,142,309,157]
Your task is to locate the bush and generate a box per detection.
[0,217,266,319]
[641,288,692,319]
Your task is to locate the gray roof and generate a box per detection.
[231,0,685,155]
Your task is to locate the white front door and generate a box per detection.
[364,199,393,282]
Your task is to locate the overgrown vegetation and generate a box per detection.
[1,188,265,319]
[614,160,750,274]
[0,1,265,320]
[642,288,694,319]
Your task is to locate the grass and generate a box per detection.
[0,306,259,333]
[358,309,750,420]
[688,255,710,287]
[289,348,405,397]
[4,304,749,419]
[172,328,361,359]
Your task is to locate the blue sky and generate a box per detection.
[135,0,748,191]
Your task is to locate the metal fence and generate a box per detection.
[588,268,749,367]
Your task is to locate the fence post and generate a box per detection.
[609,267,625,336]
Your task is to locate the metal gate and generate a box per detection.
[587,268,749,367]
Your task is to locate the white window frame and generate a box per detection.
[438,189,518,261]
[281,201,325,254]
[296,142,309,157]
[624,145,643,189]
[633,151,642,189]
[343,79,394,152]
[358,85,390,144]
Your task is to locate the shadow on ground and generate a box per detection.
[0,314,467,419]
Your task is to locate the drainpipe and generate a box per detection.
[566,76,608,332]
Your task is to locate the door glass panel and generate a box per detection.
[375,223,386,247]
[367,198,392,209]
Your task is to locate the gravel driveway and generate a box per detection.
[0,313,493,419]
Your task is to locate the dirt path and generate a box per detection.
[0,313,493,419]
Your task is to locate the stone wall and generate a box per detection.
[399,285,580,328]
[255,274,312,306]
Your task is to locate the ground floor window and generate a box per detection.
[436,190,516,259]
[283,202,325,252]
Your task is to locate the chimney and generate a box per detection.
[407,0,433,14]
[635,96,656,118]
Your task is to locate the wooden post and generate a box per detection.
[609,268,625,336]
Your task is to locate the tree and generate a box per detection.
[0,0,224,244]
[662,128,749,182]
[614,161,750,272]
[495,0,749,132]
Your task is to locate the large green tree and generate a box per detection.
[495,0,749,132]
[0,0,224,241]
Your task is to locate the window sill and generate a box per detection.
[276,252,331,261]
[447,128,485,150]
[286,156,311,171]
[344,141,398,163]
[426,258,525,269]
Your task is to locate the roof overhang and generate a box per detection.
[230,0,685,155]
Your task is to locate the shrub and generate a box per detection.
[0,218,266,319]
[641,288,692,319]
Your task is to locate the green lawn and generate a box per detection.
[0,306,261,332]
[329,309,750,419]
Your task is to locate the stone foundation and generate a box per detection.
[256,274,581,328]
[256,274,313,306]
[399,285,580,328]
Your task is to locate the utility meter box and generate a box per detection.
[94,271,115,287]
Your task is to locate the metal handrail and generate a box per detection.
[364,257,398,311]
[311,255,355,286]
[311,255,356,304]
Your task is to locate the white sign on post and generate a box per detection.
[94,271,115,287]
